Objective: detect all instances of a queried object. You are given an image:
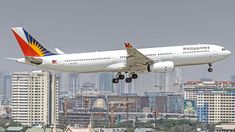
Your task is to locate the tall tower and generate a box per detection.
[3,74,11,104]
[231,74,235,82]
[0,71,4,105]
[68,73,80,94]
[12,71,59,126]
[98,72,113,92]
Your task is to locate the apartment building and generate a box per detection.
[197,91,235,124]
[11,71,59,126]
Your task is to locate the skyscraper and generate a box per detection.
[98,72,113,92]
[0,72,4,105]
[68,73,80,94]
[11,71,59,126]
[231,74,235,82]
[3,73,11,103]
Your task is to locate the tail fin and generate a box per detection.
[12,27,56,57]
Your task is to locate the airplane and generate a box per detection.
[10,27,231,83]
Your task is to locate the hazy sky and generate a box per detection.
[0,0,234,81]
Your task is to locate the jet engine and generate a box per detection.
[147,61,174,73]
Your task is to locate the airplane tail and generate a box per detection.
[12,27,56,57]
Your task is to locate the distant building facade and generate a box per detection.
[184,80,235,101]
[58,91,185,127]
[0,72,11,104]
[215,124,235,132]
[59,94,152,126]
[184,80,235,119]
[155,94,183,113]
[145,92,183,114]
[197,91,235,124]
[3,74,11,103]
[68,73,80,94]
[98,72,113,92]
[11,71,59,126]
[0,72,3,105]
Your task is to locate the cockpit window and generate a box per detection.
[222,48,226,51]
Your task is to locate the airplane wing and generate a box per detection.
[124,42,154,70]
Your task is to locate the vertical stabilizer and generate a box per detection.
[12,27,56,57]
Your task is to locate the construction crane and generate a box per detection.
[64,97,68,117]
[108,100,135,127]
[83,95,89,112]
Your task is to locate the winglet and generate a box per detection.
[124,42,133,48]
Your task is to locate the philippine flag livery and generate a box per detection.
[12,27,56,57]
[52,60,57,64]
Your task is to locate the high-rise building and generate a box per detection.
[144,92,183,113]
[98,72,113,92]
[68,73,80,94]
[231,74,235,82]
[164,68,183,94]
[155,94,183,113]
[0,72,11,105]
[133,68,183,95]
[197,91,235,124]
[3,74,11,103]
[0,71,4,105]
[11,71,59,126]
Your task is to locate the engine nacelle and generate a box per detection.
[147,61,174,73]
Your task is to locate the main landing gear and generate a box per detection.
[125,73,138,83]
[208,63,213,72]
[112,72,138,83]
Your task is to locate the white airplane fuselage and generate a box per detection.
[17,44,231,73]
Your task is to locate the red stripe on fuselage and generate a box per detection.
[12,30,40,57]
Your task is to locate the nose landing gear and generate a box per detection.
[208,63,213,72]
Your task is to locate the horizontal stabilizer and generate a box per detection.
[6,57,18,60]
[55,48,65,55]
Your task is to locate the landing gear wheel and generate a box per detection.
[132,74,138,79]
[208,63,213,72]
[112,78,119,83]
[208,68,213,72]
[118,74,125,80]
[125,78,132,83]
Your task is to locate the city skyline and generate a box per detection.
[0,1,234,82]
[2,1,235,131]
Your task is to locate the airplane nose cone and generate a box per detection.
[227,50,232,56]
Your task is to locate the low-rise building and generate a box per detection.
[215,124,235,132]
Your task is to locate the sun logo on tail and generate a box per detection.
[26,34,45,56]
[29,41,45,56]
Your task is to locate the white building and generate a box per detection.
[184,80,235,100]
[197,91,235,124]
[11,71,59,126]
[215,124,235,132]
